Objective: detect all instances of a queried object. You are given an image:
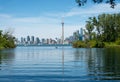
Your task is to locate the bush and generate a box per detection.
[87,40,96,48]
[72,41,86,48]
[94,41,105,48]
[0,30,16,49]
[115,39,120,45]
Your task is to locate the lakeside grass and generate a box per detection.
[72,40,120,48]
[0,46,4,50]
[105,42,120,48]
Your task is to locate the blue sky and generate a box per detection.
[0,0,120,39]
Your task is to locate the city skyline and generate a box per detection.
[0,0,120,39]
[16,27,84,45]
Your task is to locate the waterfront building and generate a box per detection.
[35,37,40,44]
[73,30,80,41]
[68,36,74,43]
[15,38,20,45]
[23,38,26,44]
[49,38,52,44]
[20,37,26,44]
[21,37,24,44]
[79,28,83,41]
[56,38,62,44]
[46,38,49,44]
[27,36,30,44]
[27,36,30,42]
[64,39,69,44]
[41,38,47,44]
[52,40,57,44]
[31,36,34,44]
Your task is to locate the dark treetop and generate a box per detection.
[76,0,116,8]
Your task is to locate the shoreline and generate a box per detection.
[16,44,71,47]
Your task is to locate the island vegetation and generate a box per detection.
[72,13,120,48]
[0,29,16,50]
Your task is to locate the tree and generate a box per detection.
[84,13,120,42]
[0,29,16,49]
[85,19,94,40]
[76,0,116,8]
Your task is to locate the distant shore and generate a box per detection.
[16,44,71,47]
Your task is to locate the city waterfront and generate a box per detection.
[0,46,120,82]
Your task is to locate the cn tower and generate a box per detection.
[61,18,64,45]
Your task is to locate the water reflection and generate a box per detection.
[0,49,15,70]
[62,47,64,75]
[102,48,120,79]
[86,48,120,80]
[74,49,82,61]
[73,48,120,80]
[61,47,65,82]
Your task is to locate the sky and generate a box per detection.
[0,0,120,40]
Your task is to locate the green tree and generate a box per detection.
[0,29,16,49]
[86,13,120,42]
[98,14,118,42]
[114,13,120,39]
[85,18,95,40]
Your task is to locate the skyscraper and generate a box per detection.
[27,36,30,42]
[36,37,40,44]
[27,36,30,44]
[73,30,80,41]
[79,28,83,41]
[21,37,24,43]
[31,36,34,44]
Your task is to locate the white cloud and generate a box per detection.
[0,14,12,18]
[12,16,59,24]
[64,3,120,17]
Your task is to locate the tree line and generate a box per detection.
[0,30,16,49]
[73,13,120,48]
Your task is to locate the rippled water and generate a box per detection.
[0,46,120,82]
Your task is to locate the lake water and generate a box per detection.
[0,46,120,82]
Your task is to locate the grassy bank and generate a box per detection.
[72,40,120,48]
[104,42,120,48]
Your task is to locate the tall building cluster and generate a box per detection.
[65,28,84,44]
[21,36,43,45]
[17,36,67,45]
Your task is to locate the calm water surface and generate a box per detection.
[0,46,120,82]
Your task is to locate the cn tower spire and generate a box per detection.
[61,17,64,45]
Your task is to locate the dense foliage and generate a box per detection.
[0,30,16,49]
[73,13,120,48]
[72,41,86,48]
[86,13,120,42]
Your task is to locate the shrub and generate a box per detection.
[94,41,105,48]
[87,40,96,48]
[115,39,120,45]
[72,41,86,48]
